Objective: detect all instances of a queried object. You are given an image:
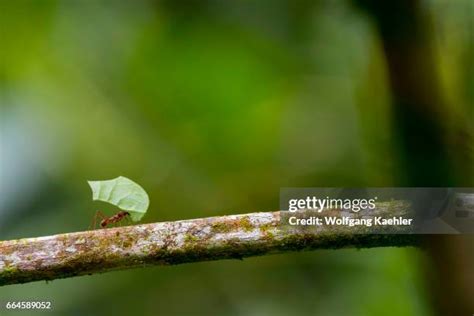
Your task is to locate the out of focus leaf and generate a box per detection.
[88,176,149,221]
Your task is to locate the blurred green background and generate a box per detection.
[1,0,472,315]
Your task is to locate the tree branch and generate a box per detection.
[0,201,418,286]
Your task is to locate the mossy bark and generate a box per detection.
[0,203,418,286]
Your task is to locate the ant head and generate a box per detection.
[100,220,107,228]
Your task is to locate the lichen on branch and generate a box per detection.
[0,203,418,286]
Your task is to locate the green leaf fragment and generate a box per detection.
[88,176,149,222]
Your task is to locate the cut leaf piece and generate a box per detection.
[88,176,149,222]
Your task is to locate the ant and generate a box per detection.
[91,210,131,229]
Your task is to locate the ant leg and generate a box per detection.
[90,211,107,230]
[90,212,98,230]
[97,211,109,229]
[120,216,129,227]
[90,211,99,230]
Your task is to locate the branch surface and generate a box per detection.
[0,202,418,286]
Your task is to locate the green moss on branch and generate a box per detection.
[0,204,419,286]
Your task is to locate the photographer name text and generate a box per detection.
[287,196,413,227]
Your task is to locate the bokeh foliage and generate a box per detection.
[1,0,472,315]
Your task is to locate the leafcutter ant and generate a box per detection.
[91,210,131,229]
